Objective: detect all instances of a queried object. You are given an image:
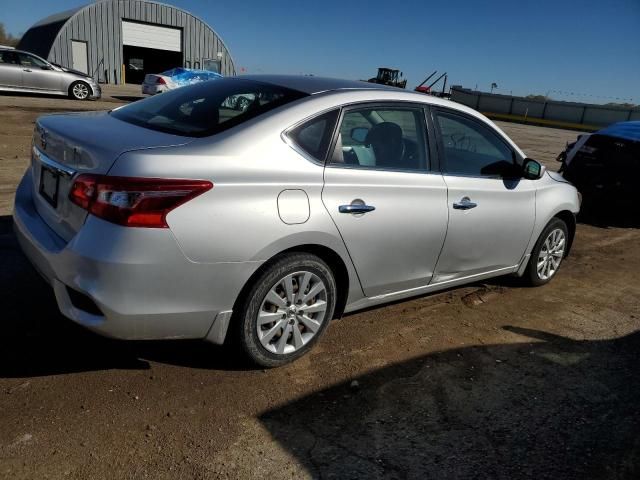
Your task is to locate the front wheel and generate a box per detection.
[235,253,336,368]
[69,81,91,100]
[524,218,568,286]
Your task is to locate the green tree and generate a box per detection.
[0,23,20,47]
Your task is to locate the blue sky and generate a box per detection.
[3,0,639,103]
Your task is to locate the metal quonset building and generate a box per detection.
[17,0,235,84]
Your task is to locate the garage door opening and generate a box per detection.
[121,20,183,84]
[123,44,183,84]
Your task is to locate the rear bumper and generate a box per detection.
[13,170,259,342]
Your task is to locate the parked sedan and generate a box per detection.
[13,76,580,367]
[0,47,100,100]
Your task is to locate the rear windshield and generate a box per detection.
[110,78,308,137]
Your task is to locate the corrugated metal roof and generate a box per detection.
[30,7,83,28]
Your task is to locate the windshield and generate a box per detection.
[110,78,308,137]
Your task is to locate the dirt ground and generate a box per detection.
[0,88,638,479]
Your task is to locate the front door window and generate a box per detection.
[16,53,49,69]
[435,110,515,177]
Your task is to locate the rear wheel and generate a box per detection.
[524,218,568,286]
[69,81,90,100]
[236,253,336,367]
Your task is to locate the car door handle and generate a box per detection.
[22,69,32,73]
[339,204,376,214]
[453,197,478,210]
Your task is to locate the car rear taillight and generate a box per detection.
[156,77,166,85]
[69,175,213,228]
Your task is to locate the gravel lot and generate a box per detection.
[0,88,638,479]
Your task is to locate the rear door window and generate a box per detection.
[111,78,308,137]
[0,51,18,64]
[287,110,339,162]
[329,106,429,172]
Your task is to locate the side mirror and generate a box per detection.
[350,127,369,144]
[41,65,54,70]
[522,158,545,180]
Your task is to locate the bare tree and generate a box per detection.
[605,102,637,108]
[0,23,21,47]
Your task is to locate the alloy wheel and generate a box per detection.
[73,83,89,100]
[536,228,565,280]
[256,271,328,355]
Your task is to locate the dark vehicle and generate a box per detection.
[367,67,407,89]
[561,121,640,211]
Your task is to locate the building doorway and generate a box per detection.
[121,20,183,84]
[123,45,183,84]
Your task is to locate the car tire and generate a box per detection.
[524,217,569,287]
[69,81,91,100]
[235,253,336,368]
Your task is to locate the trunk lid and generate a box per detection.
[30,111,193,241]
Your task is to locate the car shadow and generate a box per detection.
[0,215,249,378]
[259,327,640,479]
[575,197,639,229]
[110,95,145,102]
[0,91,70,101]
[577,211,639,229]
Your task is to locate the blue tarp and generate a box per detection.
[596,121,640,142]
[163,67,223,87]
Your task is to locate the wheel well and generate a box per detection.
[292,245,350,319]
[554,210,576,256]
[232,245,350,322]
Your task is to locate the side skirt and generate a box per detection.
[344,264,520,314]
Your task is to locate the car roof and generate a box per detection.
[596,121,640,143]
[239,74,401,95]
[241,74,489,118]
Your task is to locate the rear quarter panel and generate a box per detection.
[108,119,365,305]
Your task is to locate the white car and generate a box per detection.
[141,67,222,95]
[141,72,171,95]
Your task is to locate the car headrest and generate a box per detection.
[365,122,403,147]
[190,101,219,126]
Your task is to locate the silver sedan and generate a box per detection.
[0,48,101,100]
[13,75,580,366]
